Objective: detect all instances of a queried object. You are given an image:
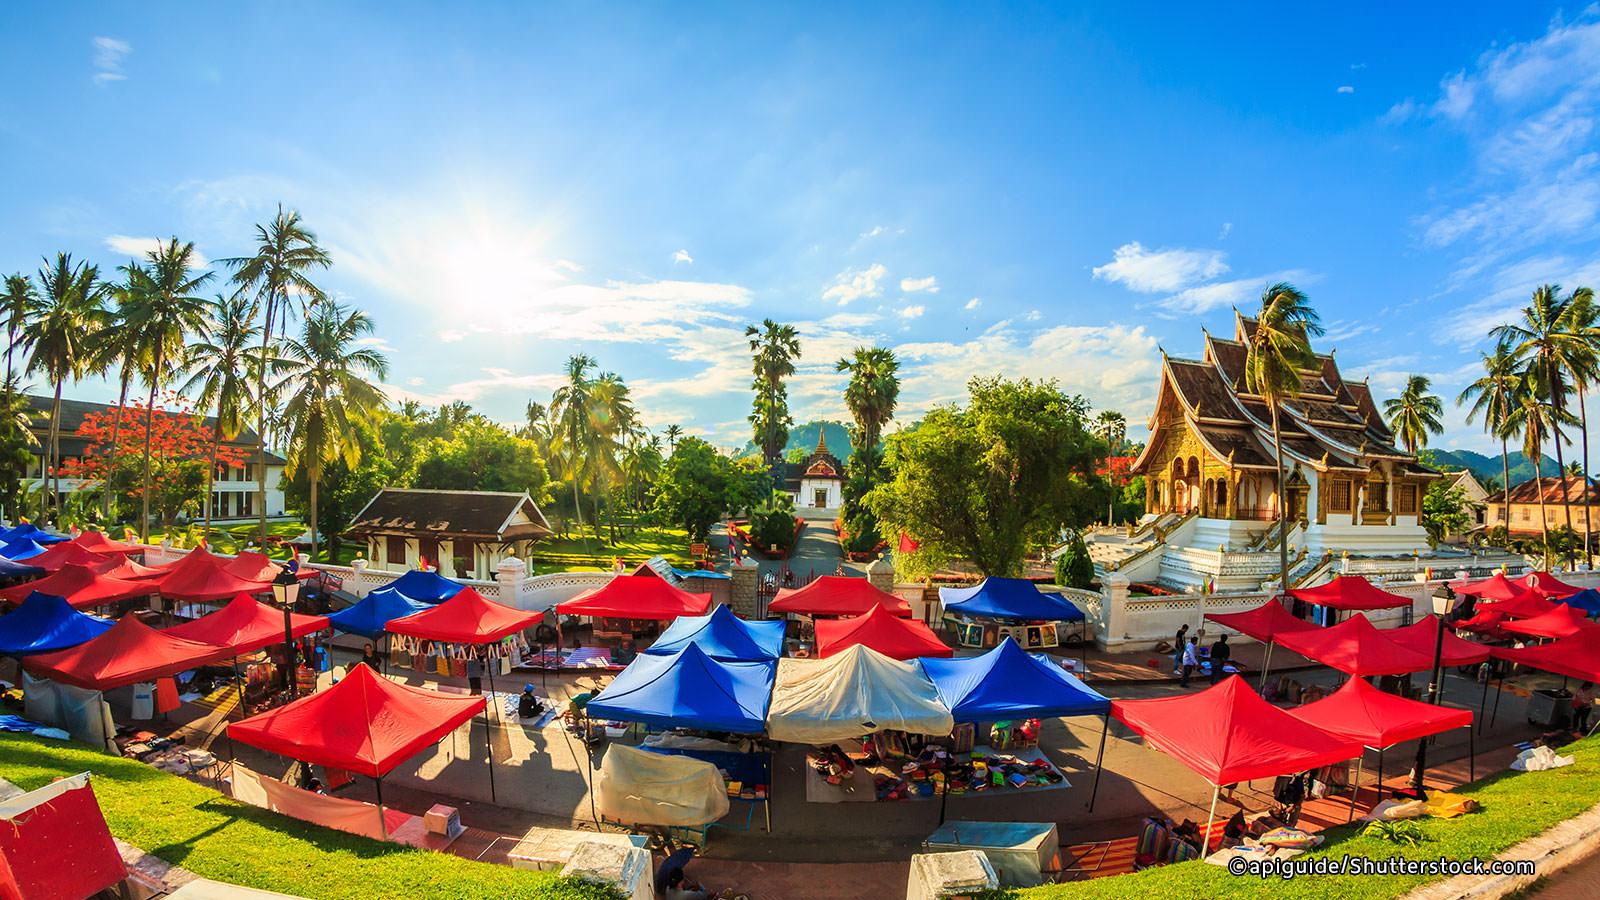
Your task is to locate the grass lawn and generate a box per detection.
[149,522,361,565]
[528,523,696,570]
[0,733,619,899]
[992,735,1600,900]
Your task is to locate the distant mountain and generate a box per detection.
[737,420,855,461]
[1420,448,1560,488]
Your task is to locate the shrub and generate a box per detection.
[1055,530,1094,589]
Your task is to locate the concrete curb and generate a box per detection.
[1399,799,1600,900]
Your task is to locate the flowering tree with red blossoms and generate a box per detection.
[58,392,249,527]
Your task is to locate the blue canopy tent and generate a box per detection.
[647,605,785,661]
[0,524,68,545]
[939,578,1087,621]
[377,570,465,604]
[1558,588,1600,618]
[0,592,113,656]
[326,587,430,639]
[0,555,44,578]
[0,540,48,561]
[587,643,774,733]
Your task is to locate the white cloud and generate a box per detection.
[1381,99,1419,125]
[672,249,693,264]
[1337,85,1355,95]
[382,368,565,408]
[354,336,395,353]
[406,377,424,387]
[823,263,887,305]
[900,275,939,294]
[1157,269,1316,315]
[103,235,209,268]
[92,36,129,84]
[859,225,886,240]
[1092,241,1229,293]
[1351,62,1368,71]
[438,329,467,343]
[1218,222,1233,240]
[964,297,981,310]
[899,305,926,320]
[554,259,583,274]
[1025,309,1042,321]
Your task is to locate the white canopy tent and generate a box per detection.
[767,644,954,744]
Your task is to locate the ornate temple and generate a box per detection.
[784,430,844,510]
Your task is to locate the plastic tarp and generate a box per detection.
[22,673,114,752]
[1502,604,1600,640]
[69,531,142,556]
[384,586,542,644]
[1289,676,1472,748]
[647,605,785,661]
[1205,600,1319,642]
[767,644,954,743]
[0,540,47,561]
[1383,615,1492,667]
[1111,675,1362,785]
[1525,571,1583,599]
[231,766,386,841]
[919,637,1109,723]
[769,575,912,618]
[815,604,951,660]
[939,578,1086,622]
[1558,588,1600,617]
[0,592,112,656]
[555,574,712,620]
[1491,629,1600,683]
[595,744,729,827]
[1288,575,1411,611]
[25,541,118,573]
[0,773,126,900]
[1272,613,1435,676]
[378,569,466,604]
[156,549,273,602]
[164,594,331,656]
[23,615,233,690]
[0,524,67,545]
[587,643,774,733]
[1456,572,1536,603]
[0,556,42,578]
[227,663,485,777]
[326,587,431,639]
[1480,591,1560,620]
[0,563,156,609]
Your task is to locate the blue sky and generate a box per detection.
[2,3,1597,453]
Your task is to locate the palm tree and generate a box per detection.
[1382,375,1444,455]
[221,206,332,545]
[181,293,261,539]
[664,424,683,456]
[552,354,598,533]
[274,303,389,558]
[1,274,38,386]
[1242,282,1323,593]
[746,319,801,478]
[589,371,640,543]
[1557,288,1600,563]
[1459,344,1524,533]
[88,274,157,520]
[836,346,901,452]
[25,254,110,518]
[121,240,213,541]
[1504,388,1572,568]
[1094,410,1127,453]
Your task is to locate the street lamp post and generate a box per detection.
[1411,584,1457,798]
[272,567,302,701]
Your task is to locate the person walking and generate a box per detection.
[1209,634,1232,685]
[1173,623,1190,676]
[1573,681,1595,733]
[1180,636,1200,687]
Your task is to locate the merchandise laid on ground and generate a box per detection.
[803,732,1071,803]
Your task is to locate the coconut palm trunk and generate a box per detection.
[103,374,132,520]
[1580,384,1593,566]
[1501,436,1512,536]
[309,462,319,561]
[1271,402,1289,591]
[48,386,63,519]
[138,345,165,543]
[1535,434,1551,568]
[204,423,223,540]
[253,296,277,546]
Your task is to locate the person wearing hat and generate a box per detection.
[518,684,543,719]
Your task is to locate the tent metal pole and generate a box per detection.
[1478,671,1491,733]
[1376,749,1384,803]
[1088,713,1110,812]
[1491,676,1505,728]
[1260,641,1276,692]
[1347,757,1364,823]
[484,653,498,805]
[1202,784,1220,855]
[376,777,387,840]
[1469,725,1475,783]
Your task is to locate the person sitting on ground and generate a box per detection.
[1209,633,1231,684]
[518,684,542,719]
[664,867,711,900]
[359,642,382,672]
[1573,681,1595,733]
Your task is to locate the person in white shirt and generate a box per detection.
[1180,637,1200,687]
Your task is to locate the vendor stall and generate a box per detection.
[326,587,430,639]
[938,578,1087,652]
[1205,599,1318,687]
[556,573,712,645]
[768,644,953,743]
[0,591,112,656]
[0,523,68,545]
[1501,604,1599,640]
[25,540,122,573]
[814,604,950,660]
[596,743,730,829]
[164,594,332,717]
[1273,613,1435,678]
[22,615,233,691]
[69,530,143,557]
[1456,572,1539,604]
[587,643,774,734]
[646,605,784,661]
[1557,588,1600,617]
[1287,575,1411,626]
[0,538,47,561]
[0,563,156,609]
[156,549,274,603]
[768,575,912,618]
[0,555,44,580]
[1525,571,1582,600]
[371,568,466,604]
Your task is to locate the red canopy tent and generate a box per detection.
[222,551,283,582]
[1455,607,1509,638]
[1525,571,1582,600]
[99,557,167,580]
[164,594,330,655]
[25,541,119,573]
[554,574,711,620]
[814,604,951,660]
[1288,575,1411,611]
[1501,604,1600,640]
[156,549,273,603]
[1383,615,1492,667]
[1113,676,1362,839]
[1491,629,1600,683]
[0,774,127,900]
[1456,572,1536,603]
[1205,599,1320,687]
[386,587,542,645]
[68,531,142,557]
[1273,613,1435,677]
[769,575,913,618]
[22,615,232,690]
[1480,591,1559,620]
[0,563,157,609]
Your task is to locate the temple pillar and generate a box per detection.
[1226,470,1239,519]
[1387,467,1397,525]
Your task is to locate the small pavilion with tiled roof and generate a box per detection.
[784,430,845,510]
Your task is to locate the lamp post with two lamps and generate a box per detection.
[1410,583,1458,799]
[272,566,303,701]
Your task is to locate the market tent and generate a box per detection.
[23,615,232,690]
[1289,676,1472,748]
[918,637,1109,722]
[767,644,954,743]
[227,662,485,777]
[0,773,127,900]
[374,569,465,603]
[1205,600,1318,642]
[0,523,67,545]
[1456,572,1536,603]
[1479,591,1559,620]
[554,574,711,620]
[1491,629,1600,683]
[221,551,285,583]
[1287,575,1411,611]
[0,539,48,561]
[814,604,951,660]
[325,587,430,639]
[1501,604,1600,640]
[1382,615,1492,667]
[0,592,112,656]
[939,578,1086,622]
[587,643,774,733]
[69,531,142,557]
[385,586,542,644]
[769,575,912,618]
[1112,675,1362,785]
[1273,614,1434,677]
[164,594,330,656]
[1525,571,1583,600]
[26,541,119,573]
[156,549,273,603]
[647,604,785,661]
[1558,588,1600,617]
[0,556,43,578]
[98,557,166,581]
[0,563,157,609]
[1456,607,1509,637]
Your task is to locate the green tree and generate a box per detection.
[0,381,38,522]
[837,346,900,451]
[1557,288,1600,562]
[273,303,389,558]
[1054,530,1094,590]
[653,436,766,541]
[25,253,111,518]
[180,293,261,538]
[1094,410,1127,454]
[222,206,332,544]
[1243,282,1322,592]
[664,424,683,455]
[866,377,1104,577]
[411,419,550,498]
[1420,480,1474,547]
[282,454,395,561]
[551,354,598,533]
[1459,343,1525,536]
[1383,374,1444,456]
[1,274,39,387]
[1504,387,1574,567]
[747,319,800,480]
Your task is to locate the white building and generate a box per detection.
[783,432,844,511]
[345,488,553,580]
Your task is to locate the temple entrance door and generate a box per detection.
[813,489,827,508]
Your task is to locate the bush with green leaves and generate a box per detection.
[1054,530,1094,589]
